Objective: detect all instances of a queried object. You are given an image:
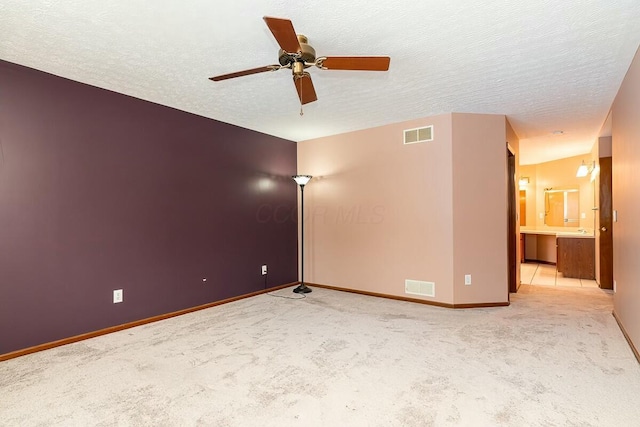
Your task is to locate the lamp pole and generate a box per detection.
[292,175,312,294]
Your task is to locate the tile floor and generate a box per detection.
[521,262,600,288]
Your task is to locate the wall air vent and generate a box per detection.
[405,279,435,297]
[403,125,434,145]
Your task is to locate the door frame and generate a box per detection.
[507,146,518,293]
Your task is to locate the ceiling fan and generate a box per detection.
[209,16,391,106]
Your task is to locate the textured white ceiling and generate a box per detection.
[2,0,640,164]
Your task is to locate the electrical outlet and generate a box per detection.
[464,274,472,285]
[113,289,123,304]
[261,265,267,275]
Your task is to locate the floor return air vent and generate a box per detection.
[405,279,435,297]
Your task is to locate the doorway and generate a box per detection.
[507,147,517,293]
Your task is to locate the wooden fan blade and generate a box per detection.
[263,16,301,53]
[209,65,279,81]
[294,74,317,105]
[320,56,390,71]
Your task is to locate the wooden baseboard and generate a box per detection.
[515,280,523,292]
[612,310,640,364]
[0,282,297,362]
[307,282,510,309]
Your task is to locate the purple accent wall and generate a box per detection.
[0,60,298,355]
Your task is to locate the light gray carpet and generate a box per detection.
[1,284,639,426]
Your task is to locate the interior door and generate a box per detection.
[599,156,613,289]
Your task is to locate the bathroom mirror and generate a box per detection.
[544,187,579,227]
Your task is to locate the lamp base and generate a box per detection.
[293,284,312,294]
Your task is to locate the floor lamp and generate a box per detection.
[292,175,312,294]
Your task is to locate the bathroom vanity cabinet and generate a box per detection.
[556,236,595,279]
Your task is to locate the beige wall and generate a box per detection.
[599,134,613,157]
[611,46,640,353]
[297,113,509,305]
[452,113,510,304]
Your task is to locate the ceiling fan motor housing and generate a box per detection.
[278,35,316,66]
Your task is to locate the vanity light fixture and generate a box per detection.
[590,164,599,182]
[576,160,595,178]
[518,177,530,186]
